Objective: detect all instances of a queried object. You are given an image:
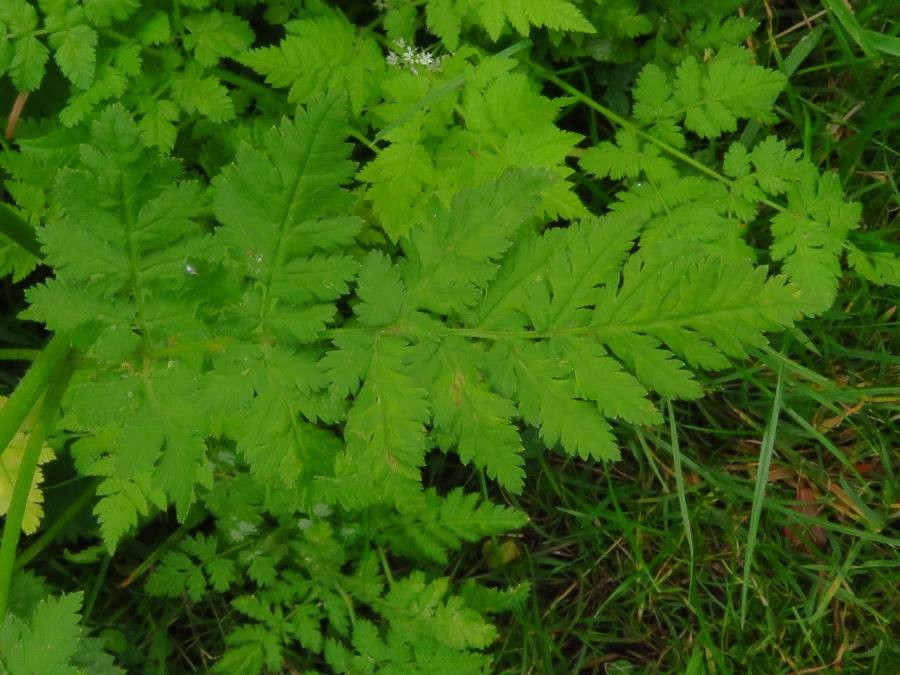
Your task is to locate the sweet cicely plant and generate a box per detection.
[0,0,895,671]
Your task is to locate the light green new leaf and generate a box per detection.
[426,0,462,50]
[358,132,436,242]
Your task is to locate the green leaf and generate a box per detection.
[172,67,235,122]
[429,337,525,492]
[437,0,595,45]
[673,48,786,138]
[771,172,862,314]
[82,0,139,27]
[846,244,900,286]
[559,336,662,426]
[138,11,170,45]
[503,340,619,461]
[0,0,38,36]
[402,170,546,309]
[0,592,85,674]
[358,133,436,242]
[363,65,584,241]
[183,10,254,67]
[51,24,98,89]
[9,35,49,91]
[426,0,462,51]
[212,95,358,342]
[208,97,361,485]
[336,336,430,507]
[239,7,384,116]
[353,252,407,327]
[22,106,216,548]
[382,572,497,650]
[138,98,179,152]
[594,238,803,367]
[396,488,528,563]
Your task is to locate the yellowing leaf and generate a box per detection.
[0,395,56,534]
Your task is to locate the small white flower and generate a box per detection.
[228,520,258,542]
[385,39,446,74]
[312,503,332,517]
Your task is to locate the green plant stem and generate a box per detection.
[83,554,111,622]
[14,480,98,571]
[0,203,43,260]
[0,333,71,460]
[0,349,40,361]
[212,67,282,103]
[0,357,73,618]
[118,518,196,589]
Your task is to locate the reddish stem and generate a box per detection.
[5,92,30,141]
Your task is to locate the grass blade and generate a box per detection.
[667,401,694,579]
[740,357,786,628]
[820,0,879,58]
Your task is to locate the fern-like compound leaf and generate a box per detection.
[239,6,385,116]
[210,95,360,490]
[23,106,214,548]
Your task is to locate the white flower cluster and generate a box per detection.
[386,38,445,75]
[374,0,391,10]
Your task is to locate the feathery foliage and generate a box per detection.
[0,0,895,672]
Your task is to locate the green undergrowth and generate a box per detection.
[0,0,897,673]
